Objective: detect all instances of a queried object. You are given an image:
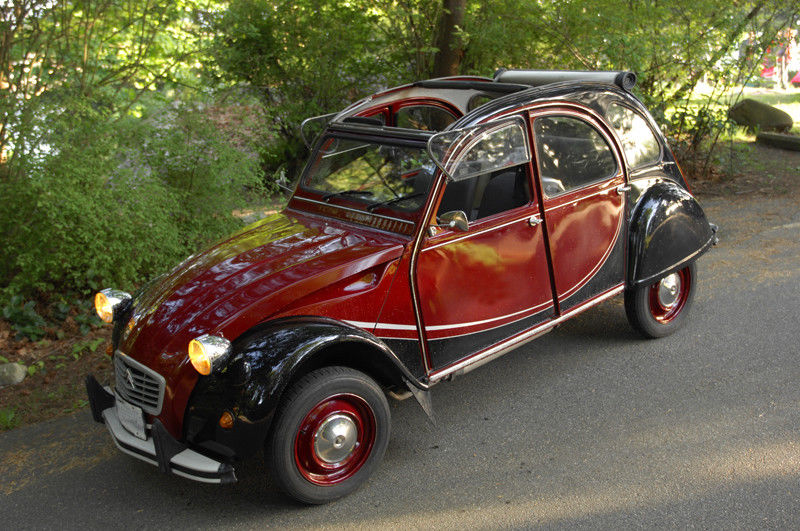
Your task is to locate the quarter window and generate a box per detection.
[607,103,660,168]
[534,116,617,197]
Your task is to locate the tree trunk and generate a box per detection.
[432,0,466,78]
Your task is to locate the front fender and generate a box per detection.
[628,181,715,286]
[184,317,417,459]
[231,317,416,421]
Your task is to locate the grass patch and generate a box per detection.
[0,407,19,430]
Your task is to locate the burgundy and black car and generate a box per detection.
[86,69,717,504]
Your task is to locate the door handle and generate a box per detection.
[528,215,543,227]
[616,184,631,195]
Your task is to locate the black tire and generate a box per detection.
[267,366,390,504]
[625,262,697,339]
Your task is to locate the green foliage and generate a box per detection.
[71,337,105,360]
[0,92,263,302]
[459,0,798,173]
[73,311,102,337]
[1,0,798,313]
[27,361,45,377]
[1,296,48,341]
[0,408,19,431]
[211,0,410,177]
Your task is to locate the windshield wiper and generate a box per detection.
[322,189,373,202]
[366,192,426,211]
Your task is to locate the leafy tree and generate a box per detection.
[0,1,264,303]
[2,0,799,312]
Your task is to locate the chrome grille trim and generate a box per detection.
[114,351,166,415]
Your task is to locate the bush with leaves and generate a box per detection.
[0,93,264,307]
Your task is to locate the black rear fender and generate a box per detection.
[628,181,715,287]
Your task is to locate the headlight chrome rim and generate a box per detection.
[94,288,132,323]
[188,334,232,376]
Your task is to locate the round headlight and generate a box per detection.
[188,334,232,376]
[94,289,132,323]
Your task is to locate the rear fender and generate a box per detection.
[628,182,715,287]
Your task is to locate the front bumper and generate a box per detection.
[86,374,236,484]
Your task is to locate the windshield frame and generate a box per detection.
[291,125,439,236]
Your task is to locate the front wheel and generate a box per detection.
[267,366,390,504]
[625,262,696,339]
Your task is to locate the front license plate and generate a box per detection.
[116,394,146,440]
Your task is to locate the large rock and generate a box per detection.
[0,362,27,387]
[728,99,793,132]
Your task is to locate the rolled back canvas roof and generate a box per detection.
[494,69,637,91]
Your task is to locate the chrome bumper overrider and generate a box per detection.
[86,375,236,484]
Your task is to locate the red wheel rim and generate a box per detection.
[648,267,691,323]
[294,393,376,486]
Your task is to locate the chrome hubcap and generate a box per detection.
[658,273,681,308]
[313,414,357,463]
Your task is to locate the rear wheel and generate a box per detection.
[625,262,696,338]
[267,366,390,504]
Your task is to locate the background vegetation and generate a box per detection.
[1,0,799,334]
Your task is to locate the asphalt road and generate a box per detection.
[2,192,799,529]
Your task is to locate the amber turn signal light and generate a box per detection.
[219,411,234,429]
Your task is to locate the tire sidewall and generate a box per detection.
[268,367,390,504]
[626,262,697,339]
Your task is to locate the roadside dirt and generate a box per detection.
[0,139,798,432]
[0,319,113,430]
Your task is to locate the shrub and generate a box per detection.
[0,93,264,303]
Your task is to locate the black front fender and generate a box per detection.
[628,182,715,287]
[230,316,417,422]
[184,317,419,459]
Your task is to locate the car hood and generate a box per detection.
[121,209,406,363]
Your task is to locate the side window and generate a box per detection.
[534,116,617,197]
[606,103,660,168]
[437,164,530,221]
[396,105,456,131]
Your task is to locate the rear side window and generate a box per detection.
[533,116,617,197]
[396,105,456,131]
[607,103,660,169]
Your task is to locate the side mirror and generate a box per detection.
[437,210,469,232]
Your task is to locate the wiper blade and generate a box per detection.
[366,192,426,211]
[322,189,373,201]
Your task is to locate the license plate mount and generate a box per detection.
[116,393,146,440]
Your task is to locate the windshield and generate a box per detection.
[300,136,436,220]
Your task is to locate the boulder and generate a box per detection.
[728,99,793,132]
[0,362,27,387]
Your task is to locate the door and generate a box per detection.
[416,162,554,370]
[530,110,627,311]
